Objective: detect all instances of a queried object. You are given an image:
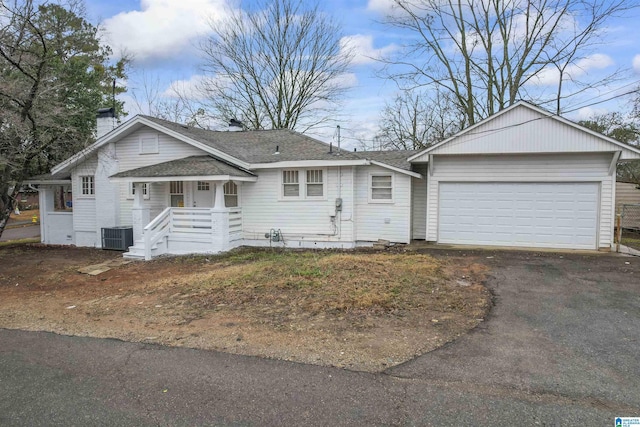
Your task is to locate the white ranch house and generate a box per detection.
[30,101,640,259]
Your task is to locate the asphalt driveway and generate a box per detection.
[0,249,638,425]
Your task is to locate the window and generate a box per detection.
[197,181,210,191]
[139,135,159,154]
[80,175,94,196]
[306,170,323,197]
[282,170,299,197]
[169,181,184,207]
[370,174,393,202]
[129,183,149,199]
[169,181,183,194]
[224,181,238,207]
[281,169,326,199]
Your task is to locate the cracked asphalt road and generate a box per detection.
[0,249,638,426]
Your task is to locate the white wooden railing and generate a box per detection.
[228,207,242,242]
[142,207,242,260]
[143,207,171,260]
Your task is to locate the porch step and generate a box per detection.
[123,239,159,260]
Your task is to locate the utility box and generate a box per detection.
[101,227,134,251]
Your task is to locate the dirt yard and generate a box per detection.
[0,245,491,372]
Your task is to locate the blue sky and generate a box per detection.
[84,0,640,149]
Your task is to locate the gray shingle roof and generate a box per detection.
[111,156,254,179]
[141,116,362,164]
[25,172,71,182]
[356,150,419,171]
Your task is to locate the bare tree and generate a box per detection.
[381,0,637,125]
[0,0,127,238]
[375,89,465,149]
[198,0,352,131]
[129,71,207,127]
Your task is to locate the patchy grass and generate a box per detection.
[0,246,491,372]
[622,230,640,251]
[156,250,464,322]
[0,238,40,247]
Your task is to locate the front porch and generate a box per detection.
[124,207,243,260]
[109,155,257,260]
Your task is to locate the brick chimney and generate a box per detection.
[96,107,116,139]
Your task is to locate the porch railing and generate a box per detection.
[143,207,171,260]
[141,207,242,260]
[228,207,242,242]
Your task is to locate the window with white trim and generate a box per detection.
[128,183,149,199]
[139,135,159,154]
[169,181,184,207]
[197,181,210,191]
[306,169,324,197]
[370,174,393,202]
[282,170,299,197]
[80,175,94,196]
[224,181,238,207]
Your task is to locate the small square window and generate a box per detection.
[197,181,210,191]
[81,176,94,196]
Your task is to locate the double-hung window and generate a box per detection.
[282,169,325,199]
[224,181,238,207]
[306,170,323,197]
[282,170,300,197]
[370,174,393,202]
[80,175,94,196]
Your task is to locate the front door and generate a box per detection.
[192,181,214,208]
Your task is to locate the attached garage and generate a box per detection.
[408,101,640,251]
[438,182,599,249]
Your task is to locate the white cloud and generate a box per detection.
[163,74,208,100]
[575,106,609,121]
[103,0,232,62]
[331,72,359,89]
[532,54,614,86]
[633,54,640,73]
[340,34,397,65]
[367,0,396,14]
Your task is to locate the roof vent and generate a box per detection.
[274,145,280,155]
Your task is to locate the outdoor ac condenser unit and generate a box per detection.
[101,227,134,251]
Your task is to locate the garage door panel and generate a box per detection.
[438,182,598,249]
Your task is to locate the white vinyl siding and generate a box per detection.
[427,153,613,249]
[411,164,428,239]
[438,182,599,249]
[71,156,98,246]
[355,166,411,243]
[116,128,205,172]
[242,167,354,242]
[411,103,639,160]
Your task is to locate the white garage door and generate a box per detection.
[438,182,599,249]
